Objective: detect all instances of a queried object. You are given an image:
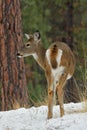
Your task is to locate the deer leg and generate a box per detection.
[57,87,64,117]
[48,87,54,119]
[46,72,55,119]
[56,73,67,117]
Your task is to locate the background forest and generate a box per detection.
[20,0,87,106]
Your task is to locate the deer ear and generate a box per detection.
[25,33,30,39]
[34,31,41,41]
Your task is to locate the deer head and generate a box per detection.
[17,31,41,58]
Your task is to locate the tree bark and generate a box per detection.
[0,0,28,111]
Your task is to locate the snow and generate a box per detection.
[0,102,87,130]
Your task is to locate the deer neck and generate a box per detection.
[32,43,46,70]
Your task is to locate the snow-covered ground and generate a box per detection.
[0,102,87,130]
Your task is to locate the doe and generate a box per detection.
[17,31,75,119]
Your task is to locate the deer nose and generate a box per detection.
[17,52,23,58]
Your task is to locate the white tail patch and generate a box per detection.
[46,49,63,67]
[57,49,63,66]
[52,66,65,78]
[46,49,51,65]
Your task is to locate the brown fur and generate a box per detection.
[18,33,76,119]
[50,44,58,69]
[49,42,75,75]
[59,43,75,76]
[48,88,54,118]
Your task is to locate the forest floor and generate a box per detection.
[0,102,87,130]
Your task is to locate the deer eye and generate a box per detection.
[26,43,30,47]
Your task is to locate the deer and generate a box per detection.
[17,31,76,119]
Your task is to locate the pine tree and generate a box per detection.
[0,0,28,110]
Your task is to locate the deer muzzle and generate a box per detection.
[17,52,23,58]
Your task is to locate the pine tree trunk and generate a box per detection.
[0,0,28,110]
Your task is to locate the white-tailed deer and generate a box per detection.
[17,31,75,119]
